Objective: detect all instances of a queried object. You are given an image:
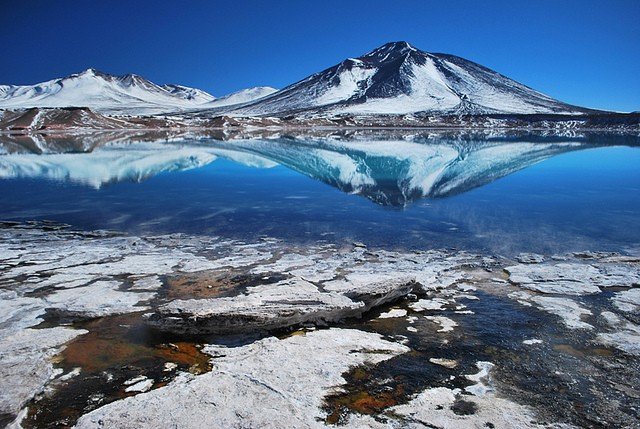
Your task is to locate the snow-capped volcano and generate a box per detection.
[233,41,597,116]
[0,68,217,115]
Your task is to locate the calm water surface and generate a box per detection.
[1,132,638,255]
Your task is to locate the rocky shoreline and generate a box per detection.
[0,222,639,428]
[1,107,639,135]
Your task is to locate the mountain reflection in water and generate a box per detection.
[0,130,639,254]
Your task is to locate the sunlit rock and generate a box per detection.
[505,262,640,295]
[0,327,86,419]
[74,329,409,429]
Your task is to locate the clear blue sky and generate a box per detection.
[1,0,638,111]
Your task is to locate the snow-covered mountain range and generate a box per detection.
[0,69,275,116]
[0,41,611,118]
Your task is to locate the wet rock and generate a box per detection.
[510,292,593,330]
[424,315,458,333]
[572,251,618,260]
[74,329,409,429]
[389,360,568,428]
[597,311,640,355]
[464,361,495,396]
[130,276,163,291]
[377,308,407,319]
[390,386,559,428]
[0,226,225,327]
[150,268,420,334]
[43,280,154,319]
[163,362,177,372]
[323,274,416,310]
[124,377,154,393]
[0,291,44,336]
[409,298,448,312]
[429,358,458,368]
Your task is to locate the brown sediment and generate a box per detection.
[162,270,287,300]
[59,313,212,374]
[553,344,615,359]
[553,343,585,358]
[323,361,410,425]
[325,388,403,425]
[155,342,212,374]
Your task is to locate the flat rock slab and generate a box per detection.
[145,247,470,335]
[505,262,640,295]
[0,327,86,418]
[146,278,365,335]
[612,288,640,313]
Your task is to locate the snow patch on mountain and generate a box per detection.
[315,64,376,105]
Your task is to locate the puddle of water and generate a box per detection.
[23,312,212,428]
[553,344,615,359]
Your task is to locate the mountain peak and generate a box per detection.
[69,69,146,83]
[75,68,102,77]
[385,41,416,50]
[362,41,418,61]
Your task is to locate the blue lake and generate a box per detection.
[0,132,639,255]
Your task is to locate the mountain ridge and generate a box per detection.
[0,68,275,116]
